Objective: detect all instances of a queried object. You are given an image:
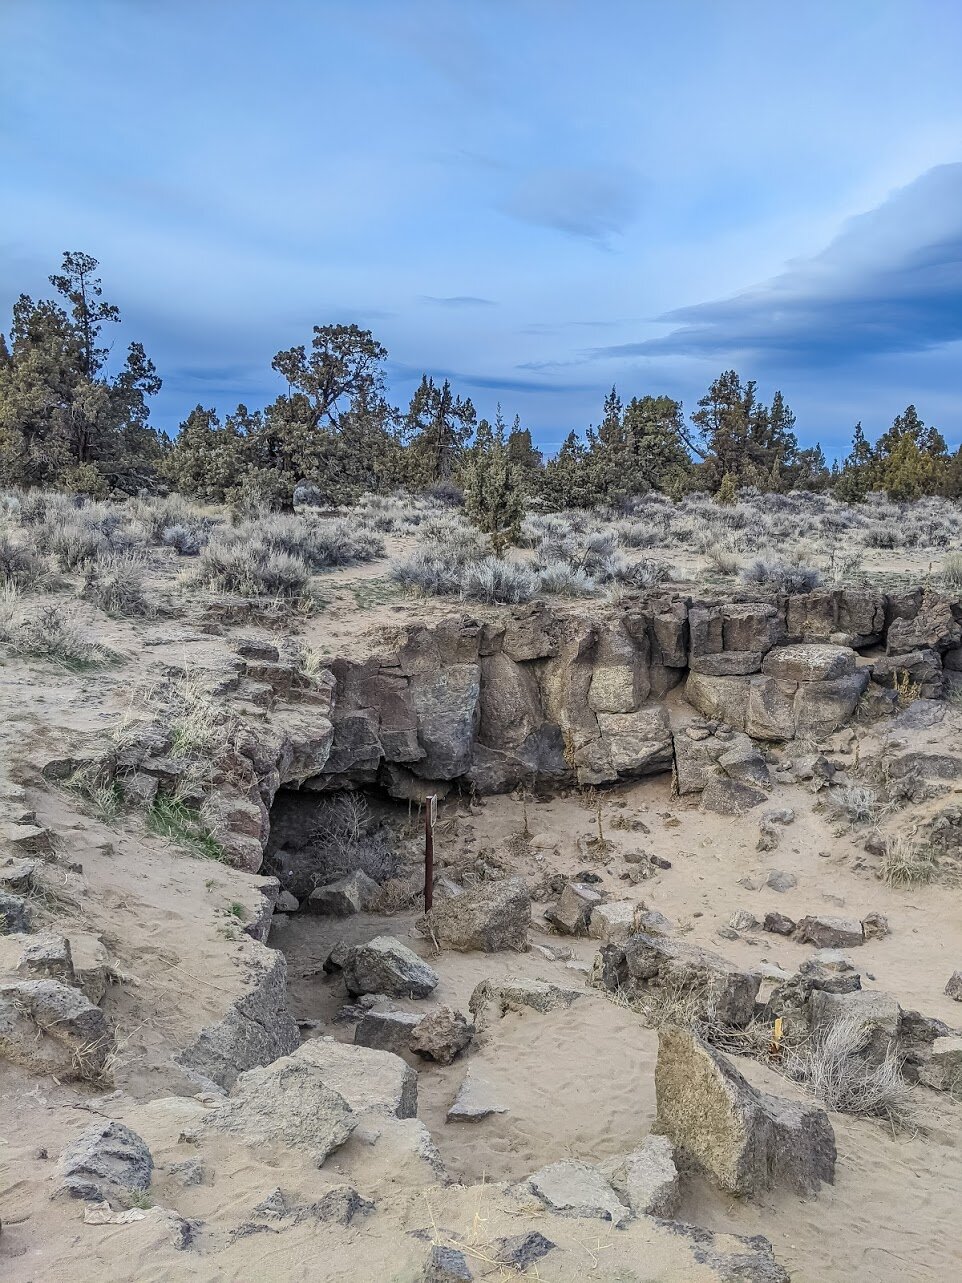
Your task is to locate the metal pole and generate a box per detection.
[424,794,437,910]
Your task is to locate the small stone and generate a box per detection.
[409,1006,474,1065]
[763,911,796,936]
[945,971,962,1001]
[423,1244,473,1282]
[354,1009,423,1055]
[861,911,890,940]
[275,890,299,913]
[766,870,797,893]
[547,881,604,936]
[794,915,864,949]
[525,1160,630,1226]
[729,910,759,932]
[493,1231,555,1270]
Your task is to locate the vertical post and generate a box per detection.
[424,793,437,910]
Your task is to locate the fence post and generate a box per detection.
[424,794,437,910]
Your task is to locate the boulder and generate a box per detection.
[524,1160,630,1226]
[0,979,113,1078]
[673,727,756,795]
[420,877,530,952]
[205,1047,357,1166]
[56,1121,153,1204]
[355,1009,423,1055]
[918,1036,962,1092]
[596,705,674,779]
[745,676,797,741]
[588,899,641,943]
[307,869,379,917]
[793,671,869,737]
[409,1006,474,1065]
[690,651,765,676]
[15,932,73,983]
[0,857,37,893]
[175,943,300,1090]
[654,1026,835,1198]
[872,650,944,700]
[886,593,961,655]
[717,744,770,787]
[468,977,584,1024]
[423,1245,473,1282]
[761,644,856,682]
[809,989,901,1065]
[701,775,768,816]
[596,933,760,1027]
[446,1070,508,1122]
[297,1037,418,1118]
[763,911,796,936]
[342,936,439,998]
[945,971,962,1001]
[793,915,864,949]
[0,889,31,934]
[547,880,603,935]
[603,1134,679,1217]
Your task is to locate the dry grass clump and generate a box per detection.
[0,528,49,589]
[942,552,962,588]
[739,556,820,594]
[81,553,155,617]
[786,1016,913,1126]
[197,534,312,598]
[462,558,539,604]
[879,832,940,886]
[826,783,882,827]
[167,672,239,759]
[234,513,383,569]
[4,603,111,667]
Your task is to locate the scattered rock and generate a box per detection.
[524,1160,630,1226]
[355,1009,423,1055]
[298,1036,418,1118]
[492,1231,555,1270]
[547,880,604,935]
[0,978,113,1078]
[15,932,73,983]
[420,877,530,952]
[918,1036,962,1092]
[861,911,890,940]
[763,911,796,936]
[945,971,962,1001]
[766,869,797,893]
[343,936,439,999]
[729,910,759,932]
[423,1244,473,1282]
[0,890,31,934]
[794,915,864,949]
[468,976,584,1023]
[446,1070,508,1122]
[655,1026,836,1198]
[307,869,379,917]
[588,899,641,943]
[409,1006,474,1065]
[701,775,768,816]
[603,1134,679,1216]
[56,1121,153,1204]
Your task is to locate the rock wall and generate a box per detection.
[115,586,962,870]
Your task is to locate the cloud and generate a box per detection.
[500,166,640,242]
[595,163,962,363]
[420,295,498,308]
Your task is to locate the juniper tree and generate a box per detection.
[464,418,524,556]
[403,375,476,484]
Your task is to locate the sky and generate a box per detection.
[2,0,962,461]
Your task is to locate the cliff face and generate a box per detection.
[101,585,962,871]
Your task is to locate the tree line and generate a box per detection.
[2,251,960,516]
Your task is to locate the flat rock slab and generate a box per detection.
[298,1037,418,1119]
[446,1071,508,1123]
[524,1160,630,1226]
[794,915,864,948]
[468,976,584,1023]
[762,644,856,683]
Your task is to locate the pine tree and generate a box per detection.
[464,417,524,555]
[403,375,476,484]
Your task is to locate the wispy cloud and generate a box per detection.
[420,295,498,308]
[500,165,641,243]
[593,163,962,363]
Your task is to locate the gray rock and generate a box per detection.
[409,1006,474,1065]
[307,869,379,917]
[446,1070,508,1122]
[762,644,856,683]
[718,744,771,787]
[275,890,299,912]
[0,857,37,893]
[0,890,31,934]
[918,1036,962,1091]
[524,1160,630,1226]
[176,942,300,1089]
[763,911,796,936]
[588,899,641,943]
[67,933,110,1004]
[546,880,603,935]
[343,935,439,998]
[421,877,530,952]
[468,976,584,1023]
[729,910,760,932]
[945,971,962,1001]
[205,1047,357,1166]
[15,933,73,983]
[298,1036,418,1118]
[809,989,901,1065]
[355,1009,423,1055]
[423,1245,473,1282]
[794,915,864,949]
[861,911,890,940]
[595,932,760,1027]
[492,1231,555,1270]
[766,869,797,893]
[662,1221,790,1283]
[701,775,768,816]
[603,1134,679,1216]
[56,1121,153,1203]
[0,978,113,1078]
[655,1026,836,1198]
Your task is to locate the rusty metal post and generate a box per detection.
[424,794,437,910]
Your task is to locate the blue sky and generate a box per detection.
[2,0,962,461]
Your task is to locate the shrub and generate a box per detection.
[537,560,597,596]
[787,1015,913,1126]
[197,535,311,597]
[0,529,46,589]
[942,553,962,589]
[424,480,465,507]
[617,521,658,549]
[230,515,383,570]
[461,557,538,604]
[704,544,741,575]
[827,784,880,826]
[622,558,671,590]
[880,832,939,886]
[739,557,820,594]
[389,548,465,596]
[82,553,154,617]
[41,516,110,570]
[7,604,109,666]
[161,523,208,556]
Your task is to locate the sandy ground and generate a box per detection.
[2,537,962,1281]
